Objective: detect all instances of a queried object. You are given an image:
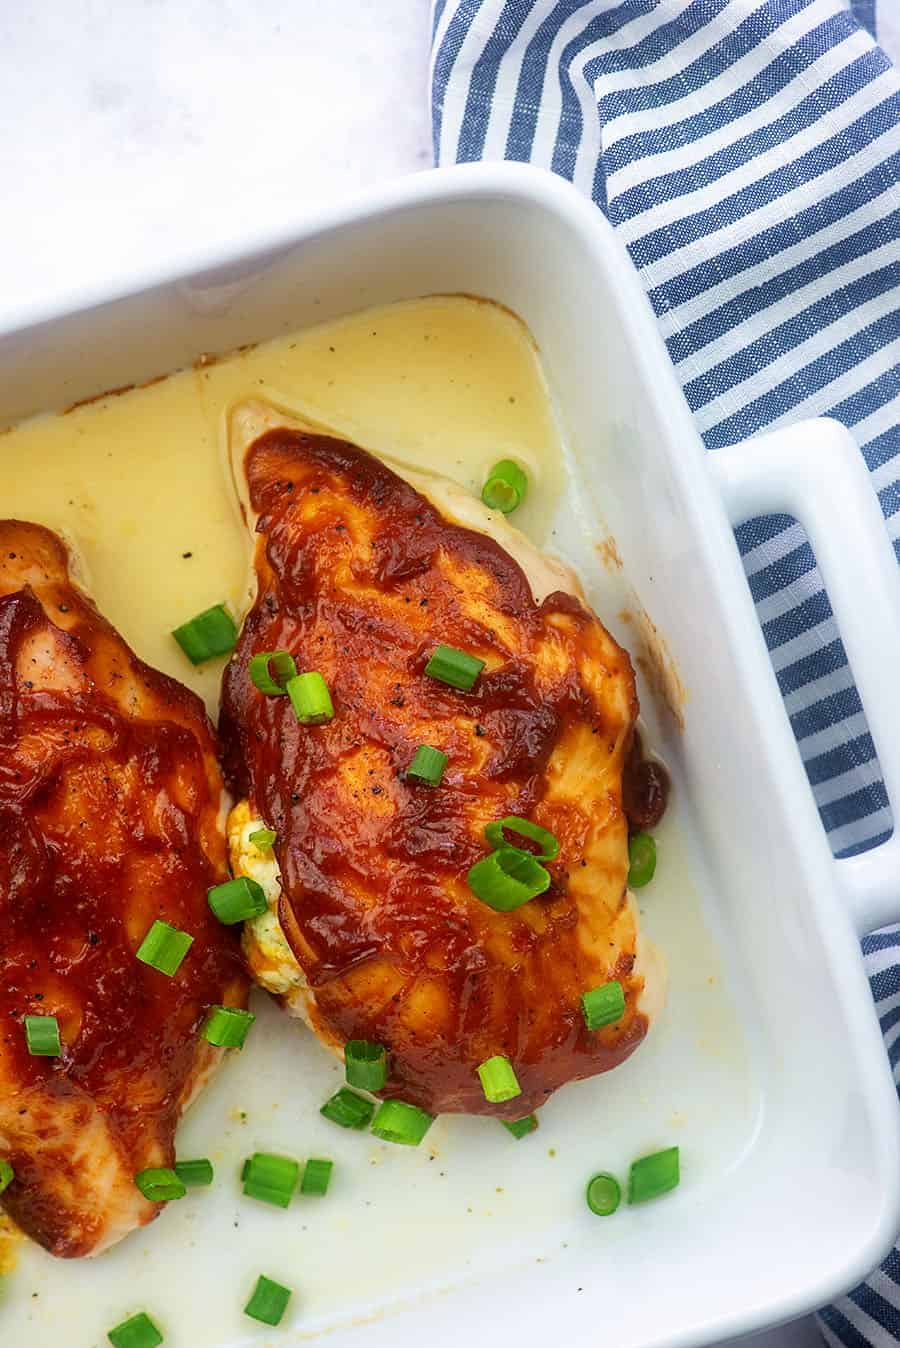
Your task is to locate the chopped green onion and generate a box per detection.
[249,650,297,695]
[0,1160,13,1194]
[370,1099,434,1146]
[628,832,657,888]
[586,1171,621,1216]
[320,1087,375,1130]
[107,1311,164,1348]
[134,1167,186,1203]
[424,644,485,691]
[244,1275,292,1327]
[24,1013,61,1057]
[467,846,550,911]
[477,1054,522,1104]
[202,1005,255,1049]
[344,1040,387,1092]
[300,1158,333,1196]
[172,603,237,664]
[628,1146,680,1204]
[135,920,193,976]
[174,1159,214,1187]
[481,459,528,514]
[406,744,448,787]
[242,1152,299,1208]
[484,815,559,861]
[287,671,334,724]
[581,980,626,1031]
[248,827,277,849]
[207,876,267,925]
[501,1115,538,1140]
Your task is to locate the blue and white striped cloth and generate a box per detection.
[430,2,900,1342]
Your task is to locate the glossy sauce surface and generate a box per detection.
[222,428,649,1116]
[0,522,245,1256]
[0,584,234,1092]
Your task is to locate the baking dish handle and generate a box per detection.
[710,417,900,938]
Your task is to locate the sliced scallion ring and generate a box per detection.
[406,744,448,786]
[628,1147,680,1204]
[107,1311,164,1348]
[249,650,297,695]
[370,1099,434,1146]
[287,671,334,724]
[299,1158,333,1196]
[424,644,485,691]
[477,1054,521,1104]
[24,1014,61,1057]
[135,920,193,977]
[320,1087,375,1130]
[174,1158,214,1187]
[248,827,277,849]
[207,876,268,925]
[501,1114,538,1140]
[172,603,237,664]
[134,1167,186,1203]
[244,1275,292,1326]
[467,846,550,912]
[241,1152,299,1208]
[628,832,657,888]
[344,1040,387,1092]
[202,1005,255,1049]
[581,980,626,1031]
[586,1171,621,1216]
[481,459,528,514]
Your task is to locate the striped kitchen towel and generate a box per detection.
[431,1,900,1343]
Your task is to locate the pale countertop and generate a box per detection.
[0,5,832,1347]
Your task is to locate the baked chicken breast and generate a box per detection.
[0,522,247,1257]
[222,401,663,1119]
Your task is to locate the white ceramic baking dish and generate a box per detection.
[3,163,900,1348]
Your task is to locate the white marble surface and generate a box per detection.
[0,0,432,321]
[0,4,830,1347]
